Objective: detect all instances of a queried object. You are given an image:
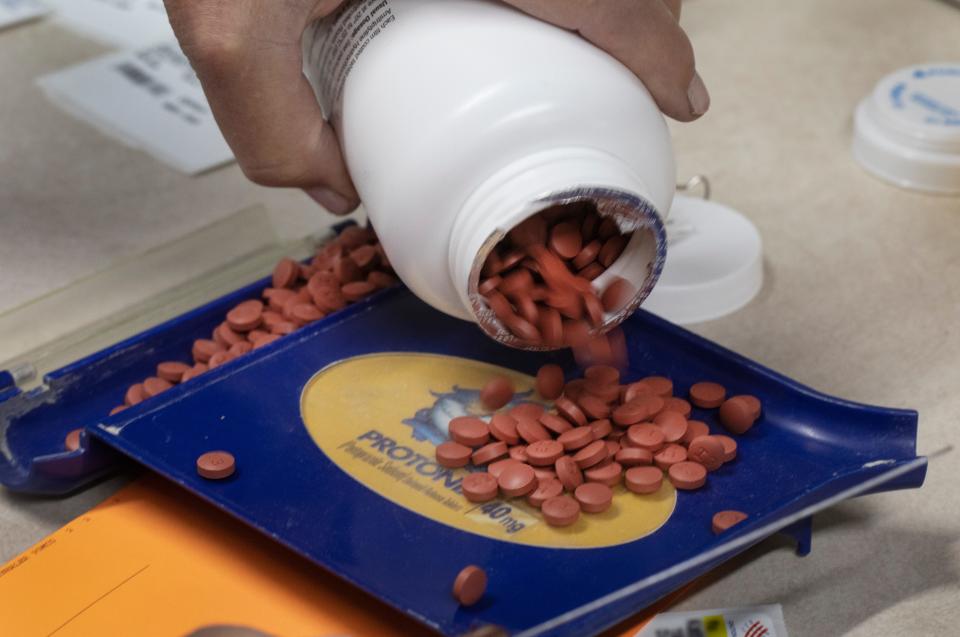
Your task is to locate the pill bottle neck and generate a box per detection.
[448,147,668,349]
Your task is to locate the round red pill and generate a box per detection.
[625,466,664,494]
[555,455,584,491]
[471,441,509,466]
[192,339,225,364]
[604,440,620,457]
[64,428,83,452]
[683,420,711,444]
[197,451,236,480]
[226,300,264,332]
[452,565,487,606]
[668,461,707,490]
[613,395,664,426]
[342,281,377,302]
[589,418,613,440]
[578,395,610,420]
[463,472,499,502]
[532,467,557,483]
[719,396,760,434]
[714,434,738,462]
[156,361,190,383]
[480,376,515,410]
[572,439,608,469]
[616,447,653,467]
[712,510,749,534]
[542,495,581,527]
[555,396,588,427]
[539,413,572,435]
[527,478,564,508]
[124,383,146,406]
[489,413,520,445]
[517,418,551,444]
[558,426,594,451]
[109,405,126,416]
[526,440,564,466]
[449,417,490,448]
[687,435,726,471]
[653,411,688,443]
[535,364,564,400]
[626,424,665,451]
[509,402,544,422]
[487,458,522,480]
[640,376,673,398]
[508,446,529,462]
[498,463,537,497]
[689,382,726,408]
[654,444,688,470]
[181,364,207,383]
[584,461,623,487]
[736,394,763,419]
[548,221,582,259]
[142,376,172,398]
[272,258,300,289]
[574,482,613,513]
[436,441,472,468]
[658,397,692,418]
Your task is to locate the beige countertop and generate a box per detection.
[2,0,959,635]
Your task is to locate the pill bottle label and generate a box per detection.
[300,352,676,548]
[303,0,399,119]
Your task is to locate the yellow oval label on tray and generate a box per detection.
[301,353,675,548]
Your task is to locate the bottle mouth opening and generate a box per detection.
[466,187,667,350]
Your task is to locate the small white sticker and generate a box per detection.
[0,0,48,30]
[37,42,234,174]
[636,604,789,637]
[45,0,172,48]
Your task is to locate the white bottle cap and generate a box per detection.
[642,195,763,325]
[853,63,960,194]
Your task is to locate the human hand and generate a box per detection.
[165,0,707,215]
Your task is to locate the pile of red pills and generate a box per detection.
[437,364,762,528]
[478,203,637,354]
[105,226,396,416]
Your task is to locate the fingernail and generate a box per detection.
[687,71,710,117]
[305,187,356,215]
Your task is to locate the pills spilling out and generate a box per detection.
[106,226,397,415]
[477,203,637,363]
[437,366,762,528]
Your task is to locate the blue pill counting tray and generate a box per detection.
[0,222,926,637]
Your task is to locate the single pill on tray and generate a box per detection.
[436,441,473,468]
[272,258,300,289]
[712,510,749,534]
[687,436,726,471]
[658,397,692,418]
[626,424,665,451]
[526,439,564,466]
[509,402,544,422]
[157,361,190,383]
[142,376,173,398]
[226,300,264,332]
[488,458,522,479]
[640,376,673,398]
[668,461,707,490]
[555,455,584,491]
[498,463,537,497]
[527,478,564,508]
[64,429,83,452]
[574,482,613,513]
[736,394,763,419]
[535,364,564,400]
[472,441,509,465]
[616,447,653,467]
[718,397,757,435]
[572,439,608,469]
[452,565,488,607]
[584,461,623,487]
[489,413,520,445]
[480,376,515,410]
[625,466,663,494]
[196,451,236,480]
[689,382,727,408]
[449,416,490,447]
[542,495,581,527]
[462,472,499,502]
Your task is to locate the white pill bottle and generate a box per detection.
[303,0,675,348]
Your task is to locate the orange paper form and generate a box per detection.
[1,474,679,637]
